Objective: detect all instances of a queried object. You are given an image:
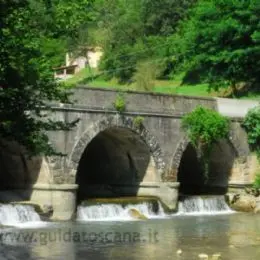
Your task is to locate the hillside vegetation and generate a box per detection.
[65,0,260,100]
[1,0,259,155]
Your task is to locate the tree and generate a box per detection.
[0,0,93,156]
[177,0,260,92]
[140,0,197,36]
[93,0,196,82]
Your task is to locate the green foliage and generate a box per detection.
[182,106,230,179]
[176,0,260,92]
[0,0,93,156]
[253,173,260,189]
[93,0,196,82]
[113,93,126,113]
[242,106,260,157]
[133,61,164,91]
[133,116,144,128]
[182,106,230,148]
[140,0,197,37]
[69,0,259,96]
[100,43,143,83]
[243,106,260,190]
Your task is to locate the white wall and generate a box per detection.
[66,49,103,70]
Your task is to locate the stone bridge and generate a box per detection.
[0,87,259,220]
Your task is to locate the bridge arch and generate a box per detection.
[172,128,247,172]
[67,115,165,186]
[169,127,249,194]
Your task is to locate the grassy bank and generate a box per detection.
[64,68,260,100]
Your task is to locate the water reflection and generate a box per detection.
[1,214,260,260]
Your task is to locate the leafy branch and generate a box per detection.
[182,106,230,181]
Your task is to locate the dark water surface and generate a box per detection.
[1,213,260,260]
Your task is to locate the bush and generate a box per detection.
[132,61,164,91]
[182,106,230,179]
[242,106,260,157]
[182,106,230,149]
[113,93,126,113]
[133,116,144,128]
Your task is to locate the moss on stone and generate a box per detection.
[81,196,157,205]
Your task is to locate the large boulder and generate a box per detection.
[128,208,147,220]
[227,194,256,212]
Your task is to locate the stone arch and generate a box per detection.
[67,114,165,180]
[170,136,190,175]
[168,127,249,181]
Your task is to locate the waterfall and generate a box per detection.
[77,201,165,221]
[0,204,41,226]
[177,196,233,215]
[77,195,234,221]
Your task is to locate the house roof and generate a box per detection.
[53,64,78,70]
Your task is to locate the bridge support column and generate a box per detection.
[136,182,180,212]
[29,184,78,221]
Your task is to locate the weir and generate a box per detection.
[77,195,233,221]
[0,204,41,226]
[77,201,165,221]
[0,195,233,226]
[177,196,233,215]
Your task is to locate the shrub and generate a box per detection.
[113,93,126,113]
[242,106,260,158]
[133,116,144,128]
[182,106,230,179]
[132,61,164,91]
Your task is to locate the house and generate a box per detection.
[54,46,103,80]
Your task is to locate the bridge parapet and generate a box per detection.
[72,87,217,114]
[62,87,259,120]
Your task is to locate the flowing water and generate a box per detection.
[1,196,260,259]
[77,201,165,221]
[77,196,232,221]
[0,204,42,227]
[177,196,233,215]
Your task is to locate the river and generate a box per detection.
[1,197,260,259]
